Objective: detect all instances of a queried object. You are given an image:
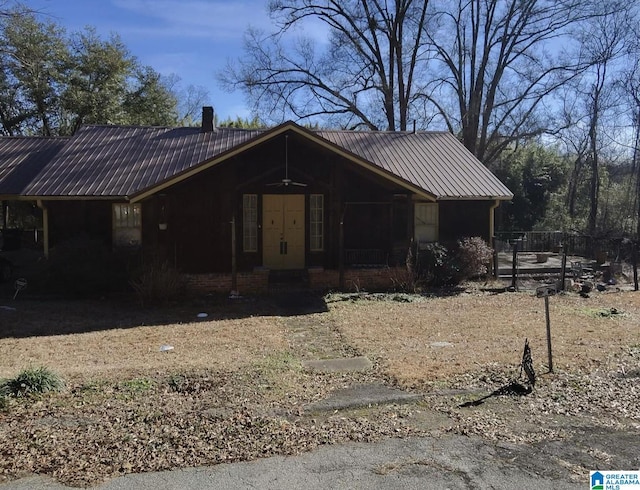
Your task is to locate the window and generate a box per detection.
[310,194,324,251]
[243,194,258,252]
[113,203,141,247]
[414,202,438,246]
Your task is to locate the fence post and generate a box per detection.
[634,241,638,292]
[511,239,519,290]
[493,236,499,279]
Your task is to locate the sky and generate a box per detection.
[25,0,280,121]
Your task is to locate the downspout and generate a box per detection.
[36,199,50,259]
[490,199,500,279]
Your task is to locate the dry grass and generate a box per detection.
[0,299,287,381]
[2,291,638,385]
[329,290,640,387]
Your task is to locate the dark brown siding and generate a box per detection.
[143,133,413,273]
[151,164,235,273]
[439,201,492,244]
[47,201,112,248]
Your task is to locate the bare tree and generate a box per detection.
[423,0,608,164]
[561,4,629,243]
[620,36,640,240]
[223,0,614,165]
[164,74,211,126]
[220,0,433,130]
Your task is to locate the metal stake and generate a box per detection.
[544,295,553,373]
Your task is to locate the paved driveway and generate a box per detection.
[1,433,590,490]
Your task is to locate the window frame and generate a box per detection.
[112,203,142,248]
[414,202,438,245]
[309,194,324,252]
[242,194,258,253]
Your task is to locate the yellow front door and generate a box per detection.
[263,194,305,269]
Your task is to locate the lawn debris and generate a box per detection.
[458,339,534,408]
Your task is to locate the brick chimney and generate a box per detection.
[201,106,214,132]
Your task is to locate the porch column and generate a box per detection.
[231,214,237,291]
[36,200,50,259]
[339,209,345,289]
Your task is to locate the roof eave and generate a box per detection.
[436,194,513,201]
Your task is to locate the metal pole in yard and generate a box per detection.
[511,239,518,290]
[633,242,638,292]
[560,248,568,291]
[537,285,555,374]
[544,294,553,373]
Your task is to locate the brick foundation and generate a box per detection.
[182,268,270,295]
[308,266,409,292]
[183,266,409,295]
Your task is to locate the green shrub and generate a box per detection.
[0,366,65,397]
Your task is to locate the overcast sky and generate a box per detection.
[26,0,281,121]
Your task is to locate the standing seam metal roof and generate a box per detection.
[0,137,68,195]
[19,123,512,200]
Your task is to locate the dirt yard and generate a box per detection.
[0,287,638,486]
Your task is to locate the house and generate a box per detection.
[0,107,512,293]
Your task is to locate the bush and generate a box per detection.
[0,366,65,397]
[130,258,185,306]
[454,236,494,281]
[405,236,493,289]
[405,241,457,289]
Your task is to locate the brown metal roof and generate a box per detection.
[316,130,512,199]
[23,125,261,198]
[0,137,67,196]
[21,123,512,200]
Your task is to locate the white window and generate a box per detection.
[113,203,141,247]
[414,202,438,245]
[310,194,324,251]
[243,194,258,252]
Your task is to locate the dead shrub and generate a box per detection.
[454,236,494,281]
[129,258,185,306]
[402,237,493,290]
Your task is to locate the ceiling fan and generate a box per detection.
[267,135,307,187]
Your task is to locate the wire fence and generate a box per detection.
[494,231,634,262]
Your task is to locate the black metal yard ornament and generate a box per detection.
[536,285,556,373]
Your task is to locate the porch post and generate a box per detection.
[231,214,237,291]
[339,209,345,290]
[36,200,49,259]
[1,200,7,230]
